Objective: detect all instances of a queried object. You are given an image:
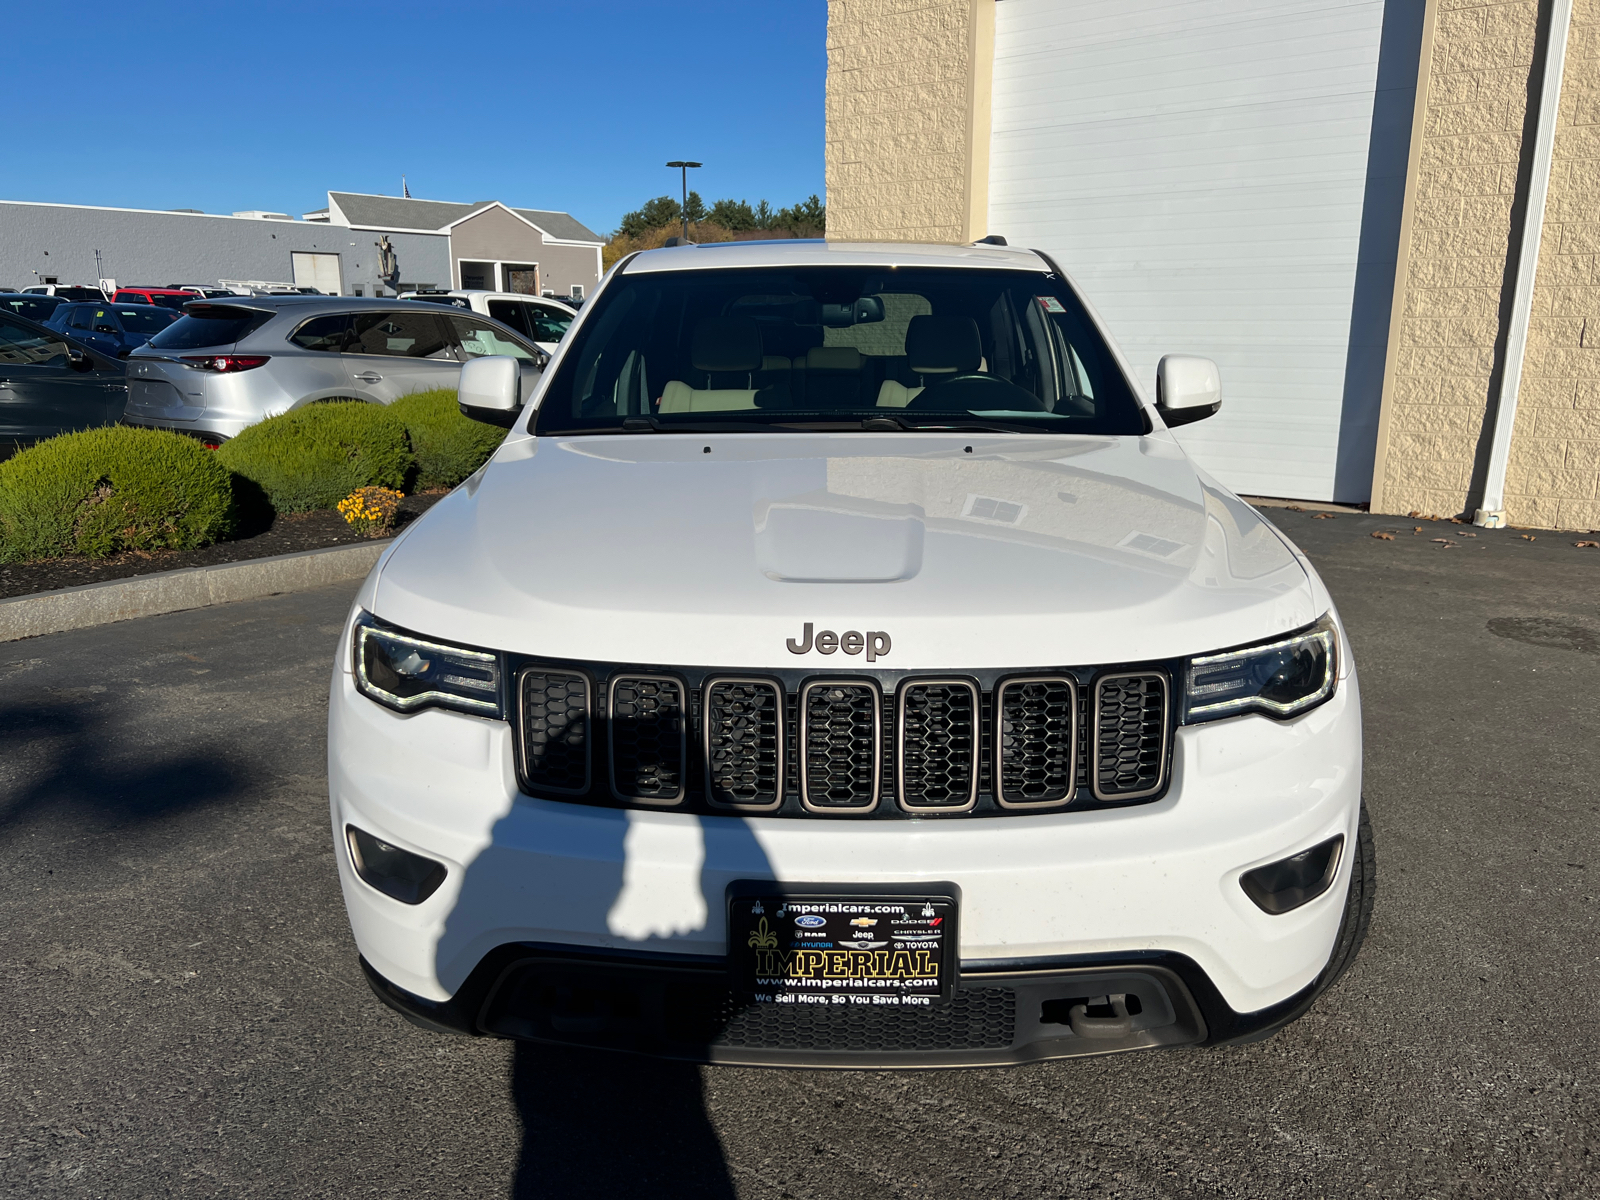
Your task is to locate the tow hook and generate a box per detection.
[1068,994,1136,1038]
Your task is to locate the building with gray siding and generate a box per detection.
[0,191,604,299]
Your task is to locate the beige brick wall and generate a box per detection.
[1502,0,1600,530]
[1375,0,1542,519]
[824,0,992,243]
[1377,0,1600,529]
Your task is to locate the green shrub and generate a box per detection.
[0,426,234,562]
[387,389,506,489]
[216,401,412,513]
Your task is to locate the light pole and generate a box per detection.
[665,160,702,241]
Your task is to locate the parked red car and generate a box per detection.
[111,288,193,311]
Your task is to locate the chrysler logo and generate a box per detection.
[786,622,892,662]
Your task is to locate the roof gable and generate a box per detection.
[328,192,601,242]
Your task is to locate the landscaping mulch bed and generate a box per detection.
[0,492,445,601]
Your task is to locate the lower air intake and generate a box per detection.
[610,676,686,803]
[1093,673,1168,800]
[705,680,783,810]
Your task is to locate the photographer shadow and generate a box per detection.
[440,802,769,1199]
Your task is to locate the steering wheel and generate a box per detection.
[906,373,1047,412]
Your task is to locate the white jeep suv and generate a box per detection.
[330,241,1372,1068]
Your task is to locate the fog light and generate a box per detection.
[346,825,447,905]
[1240,835,1343,915]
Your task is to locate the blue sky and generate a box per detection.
[1,0,826,237]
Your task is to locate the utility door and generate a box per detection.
[291,252,344,297]
[988,0,1419,502]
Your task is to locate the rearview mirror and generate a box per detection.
[820,296,886,327]
[1155,355,1221,427]
[458,355,523,428]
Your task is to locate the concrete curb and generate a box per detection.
[0,540,390,642]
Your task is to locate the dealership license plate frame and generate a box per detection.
[727,881,961,1006]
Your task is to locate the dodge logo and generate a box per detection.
[786,622,891,662]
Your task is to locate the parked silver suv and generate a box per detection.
[123,296,546,443]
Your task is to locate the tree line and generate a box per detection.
[603,192,826,267]
[616,193,826,238]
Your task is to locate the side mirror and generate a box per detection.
[458,355,523,428]
[67,348,94,372]
[1155,355,1221,427]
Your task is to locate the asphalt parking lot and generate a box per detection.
[2,509,1596,1199]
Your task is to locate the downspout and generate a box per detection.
[1475,0,1573,528]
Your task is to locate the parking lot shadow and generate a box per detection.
[0,695,239,835]
[509,1041,735,1199]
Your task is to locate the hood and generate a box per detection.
[373,432,1314,670]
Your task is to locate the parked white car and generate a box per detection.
[400,289,575,355]
[332,240,1371,1068]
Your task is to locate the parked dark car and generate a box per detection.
[0,293,71,323]
[46,302,182,359]
[0,312,127,460]
[112,288,194,310]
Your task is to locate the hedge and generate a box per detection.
[387,389,506,489]
[0,426,234,562]
[215,401,411,514]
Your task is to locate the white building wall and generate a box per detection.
[989,0,1413,501]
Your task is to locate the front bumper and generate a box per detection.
[330,628,1363,1063]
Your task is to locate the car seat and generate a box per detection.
[660,316,763,412]
[877,314,983,407]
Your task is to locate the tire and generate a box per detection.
[1320,800,1377,989]
[1209,802,1376,1046]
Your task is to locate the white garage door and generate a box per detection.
[291,252,343,296]
[989,0,1410,502]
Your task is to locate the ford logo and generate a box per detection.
[794,914,826,928]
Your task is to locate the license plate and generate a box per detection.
[728,890,958,1007]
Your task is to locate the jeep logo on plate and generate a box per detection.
[785,622,891,662]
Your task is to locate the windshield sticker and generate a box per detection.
[1038,295,1066,314]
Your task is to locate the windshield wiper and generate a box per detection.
[880,416,1044,435]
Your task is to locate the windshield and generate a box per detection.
[115,307,178,333]
[0,296,62,321]
[534,266,1144,436]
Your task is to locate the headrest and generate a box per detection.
[906,315,981,374]
[804,346,862,371]
[691,317,763,373]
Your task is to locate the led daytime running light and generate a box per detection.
[1184,616,1338,722]
[353,617,502,717]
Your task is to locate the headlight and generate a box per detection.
[1182,614,1337,723]
[352,612,503,718]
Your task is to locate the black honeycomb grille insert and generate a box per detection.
[801,683,879,809]
[996,677,1076,807]
[898,682,978,809]
[519,670,589,792]
[610,676,685,802]
[1094,674,1168,798]
[708,987,1016,1051]
[705,680,782,809]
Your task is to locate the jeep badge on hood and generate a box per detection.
[786,622,891,661]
